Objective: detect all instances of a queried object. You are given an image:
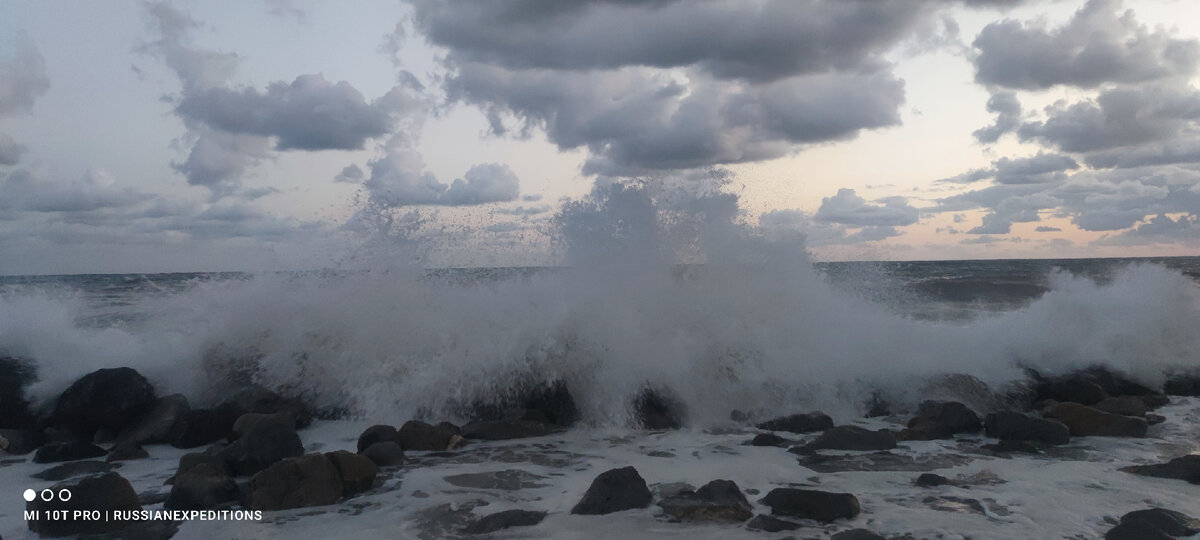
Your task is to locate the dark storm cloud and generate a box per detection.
[143,3,409,196]
[1017,83,1200,154]
[416,0,919,176]
[972,0,1199,90]
[814,188,920,227]
[0,33,51,166]
[412,0,929,82]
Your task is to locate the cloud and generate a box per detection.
[972,90,1020,143]
[364,138,521,207]
[0,33,51,166]
[941,152,1079,185]
[142,3,410,196]
[334,164,365,183]
[814,188,919,227]
[413,0,930,82]
[1017,82,1200,154]
[495,204,551,216]
[418,0,918,177]
[972,0,1199,90]
[0,168,152,215]
[1035,225,1062,232]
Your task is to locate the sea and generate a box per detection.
[3,256,1200,538]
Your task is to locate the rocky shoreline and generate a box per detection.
[3,357,1200,539]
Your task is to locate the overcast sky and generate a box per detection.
[2,0,1200,274]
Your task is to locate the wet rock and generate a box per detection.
[107,442,150,462]
[864,391,891,418]
[634,388,684,430]
[1035,374,1109,405]
[1164,373,1200,396]
[174,452,232,479]
[51,367,157,440]
[1093,396,1149,417]
[115,394,190,447]
[219,386,312,429]
[750,433,790,447]
[325,450,378,496]
[984,411,1070,445]
[397,420,464,451]
[915,473,951,488]
[248,453,343,511]
[518,380,580,426]
[658,479,753,522]
[229,412,297,442]
[746,514,800,532]
[653,482,696,499]
[33,441,107,463]
[0,428,41,455]
[1146,413,1166,425]
[26,471,142,537]
[444,469,549,491]
[169,407,238,449]
[1121,455,1200,484]
[760,488,861,523]
[1142,395,1171,409]
[832,530,887,540]
[218,417,303,475]
[463,509,547,535]
[803,425,897,451]
[356,424,399,452]
[0,356,37,429]
[165,463,238,510]
[32,460,113,481]
[1115,508,1200,537]
[1106,521,1174,540]
[901,400,981,440]
[797,451,972,473]
[1076,367,1160,397]
[1042,402,1147,438]
[360,441,404,467]
[571,466,653,515]
[755,412,833,434]
[461,419,564,440]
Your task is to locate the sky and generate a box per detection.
[2,0,1200,274]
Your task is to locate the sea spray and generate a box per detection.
[1,184,1199,426]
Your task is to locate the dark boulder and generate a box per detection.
[1121,455,1200,484]
[1115,508,1200,537]
[658,479,753,522]
[51,367,157,440]
[0,428,42,455]
[1042,402,1147,438]
[634,388,684,430]
[900,401,981,440]
[1106,521,1174,540]
[571,466,653,515]
[169,407,238,449]
[832,530,887,540]
[755,412,833,434]
[1035,375,1108,405]
[356,424,399,452]
[915,473,952,488]
[32,460,113,481]
[33,441,107,463]
[0,356,37,429]
[463,509,547,534]
[174,451,232,480]
[750,433,790,447]
[325,450,378,496]
[461,419,564,441]
[397,420,464,451]
[25,472,142,537]
[248,453,343,510]
[803,426,897,451]
[518,380,580,426]
[984,411,1070,445]
[746,514,800,532]
[1164,373,1200,396]
[115,394,190,447]
[760,488,861,523]
[217,418,303,476]
[106,442,150,462]
[1093,396,1149,417]
[360,441,404,467]
[165,462,239,510]
[219,386,312,429]
[229,412,296,441]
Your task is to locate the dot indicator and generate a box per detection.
[23,489,36,502]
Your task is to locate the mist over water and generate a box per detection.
[2,183,1200,427]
